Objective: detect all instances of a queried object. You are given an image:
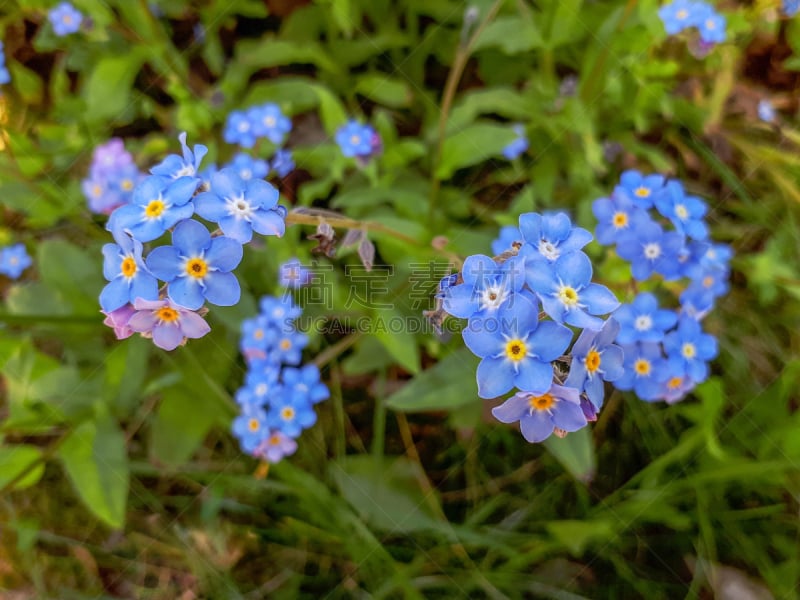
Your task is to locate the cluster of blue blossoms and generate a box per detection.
[592,170,729,401]
[442,212,623,443]
[233,295,329,463]
[444,171,729,443]
[659,1,727,45]
[98,133,286,350]
[83,139,144,215]
[222,102,295,177]
[0,244,32,279]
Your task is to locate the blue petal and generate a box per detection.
[525,258,558,294]
[540,294,566,323]
[528,321,573,361]
[206,236,244,272]
[518,212,542,244]
[514,359,554,395]
[211,169,245,199]
[203,271,241,306]
[555,251,592,287]
[246,179,279,210]
[168,277,205,310]
[476,357,515,399]
[502,292,539,337]
[250,209,286,237]
[596,317,620,346]
[541,212,570,242]
[462,318,503,358]
[219,216,254,243]
[581,283,620,315]
[99,279,130,312]
[600,345,625,381]
[132,176,167,206]
[130,272,159,303]
[461,255,496,286]
[564,308,604,330]
[551,400,587,432]
[519,411,554,443]
[491,393,528,423]
[173,219,211,256]
[102,244,122,281]
[560,227,593,253]
[145,246,184,281]
[166,176,200,206]
[194,192,228,222]
[442,283,479,319]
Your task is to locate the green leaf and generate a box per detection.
[543,427,596,483]
[372,309,420,374]
[58,415,129,529]
[355,74,413,108]
[473,15,544,54]
[149,386,217,468]
[446,88,530,134]
[436,122,518,179]
[331,455,441,533]
[37,240,104,315]
[84,50,147,122]
[8,60,44,105]
[387,349,480,412]
[547,519,614,555]
[0,445,45,490]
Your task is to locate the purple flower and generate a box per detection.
[102,304,136,340]
[492,384,588,443]
[145,219,243,310]
[128,297,211,350]
[253,431,297,463]
[194,169,285,243]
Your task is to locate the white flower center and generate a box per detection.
[238,121,250,133]
[675,204,688,219]
[538,239,560,261]
[255,383,268,396]
[226,195,254,219]
[240,168,252,180]
[479,283,509,311]
[643,243,661,260]
[264,116,276,128]
[174,163,195,178]
[634,315,652,331]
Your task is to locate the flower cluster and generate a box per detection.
[592,170,730,402]
[233,295,329,463]
[0,41,10,85]
[83,139,144,214]
[335,120,382,164]
[99,133,287,350]
[659,1,726,46]
[443,212,623,443]
[49,2,83,37]
[0,243,32,279]
[224,102,292,148]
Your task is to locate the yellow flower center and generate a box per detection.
[676,8,688,19]
[705,18,715,29]
[682,343,696,359]
[667,376,683,390]
[350,134,361,146]
[585,349,601,373]
[156,307,180,323]
[121,179,134,191]
[703,276,714,288]
[634,186,650,198]
[557,285,579,306]
[185,258,208,279]
[269,434,282,445]
[248,418,260,432]
[120,257,137,278]
[281,407,295,420]
[634,359,651,376]
[92,184,102,197]
[145,199,165,218]
[504,339,527,362]
[612,212,628,228]
[280,338,291,351]
[254,329,264,340]
[528,393,555,412]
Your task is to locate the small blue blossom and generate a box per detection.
[335,121,375,158]
[758,100,776,123]
[518,213,593,282]
[614,342,669,401]
[279,258,311,288]
[658,0,701,35]
[653,180,708,240]
[695,5,726,44]
[491,225,522,255]
[145,219,243,310]
[564,318,625,411]
[441,254,525,321]
[232,403,270,453]
[491,384,587,443]
[150,132,208,181]
[502,124,529,160]
[49,2,83,36]
[267,392,317,438]
[663,316,718,382]
[99,228,159,313]
[107,175,197,243]
[224,110,257,148]
[239,315,278,360]
[616,170,665,209]
[592,194,650,246]
[248,103,292,145]
[615,220,685,281]
[227,152,269,181]
[0,42,10,85]
[784,0,800,16]
[240,364,282,405]
[271,149,295,178]
[0,244,32,279]
[260,295,302,328]
[194,168,285,243]
[526,251,620,330]
[282,365,330,405]
[614,292,678,344]
[272,329,308,366]
[658,360,693,404]
[462,293,572,398]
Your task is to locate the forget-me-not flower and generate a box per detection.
[492,384,588,443]
[99,228,159,312]
[442,254,525,321]
[564,317,625,410]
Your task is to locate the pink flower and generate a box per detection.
[102,304,136,339]
[128,298,211,351]
[253,431,297,463]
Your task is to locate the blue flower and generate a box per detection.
[784,0,800,16]
[592,194,650,246]
[614,342,669,401]
[491,225,522,255]
[99,228,159,312]
[654,181,708,240]
[260,295,302,328]
[663,316,718,383]
[49,2,83,36]
[194,169,285,243]
[271,149,295,178]
[695,5,726,44]
[227,152,269,181]
[491,384,587,443]
[0,42,10,85]
[462,293,572,398]
[252,431,297,463]
[224,110,257,148]
[564,318,625,410]
[266,392,317,438]
[0,244,32,279]
[335,121,375,158]
[239,315,277,359]
[527,251,620,330]
[757,100,776,123]
[442,254,525,320]
[658,0,701,35]
[282,365,330,404]
[272,330,308,366]
[613,292,678,344]
[249,103,292,145]
[239,363,282,406]
[658,360,693,404]
[615,220,684,281]
[145,219,243,310]
[502,124,528,160]
[279,258,311,288]
[107,175,197,243]
[518,212,593,274]
[616,170,665,209]
[150,132,208,181]
[232,403,270,453]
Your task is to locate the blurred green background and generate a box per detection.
[1,0,800,597]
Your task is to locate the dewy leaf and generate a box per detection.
[84,50,147,122]
[0,445,45,491]
[387,349,480,412]
[543,426,596,483]
[436,122,518,179]
[58,416,129,529]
